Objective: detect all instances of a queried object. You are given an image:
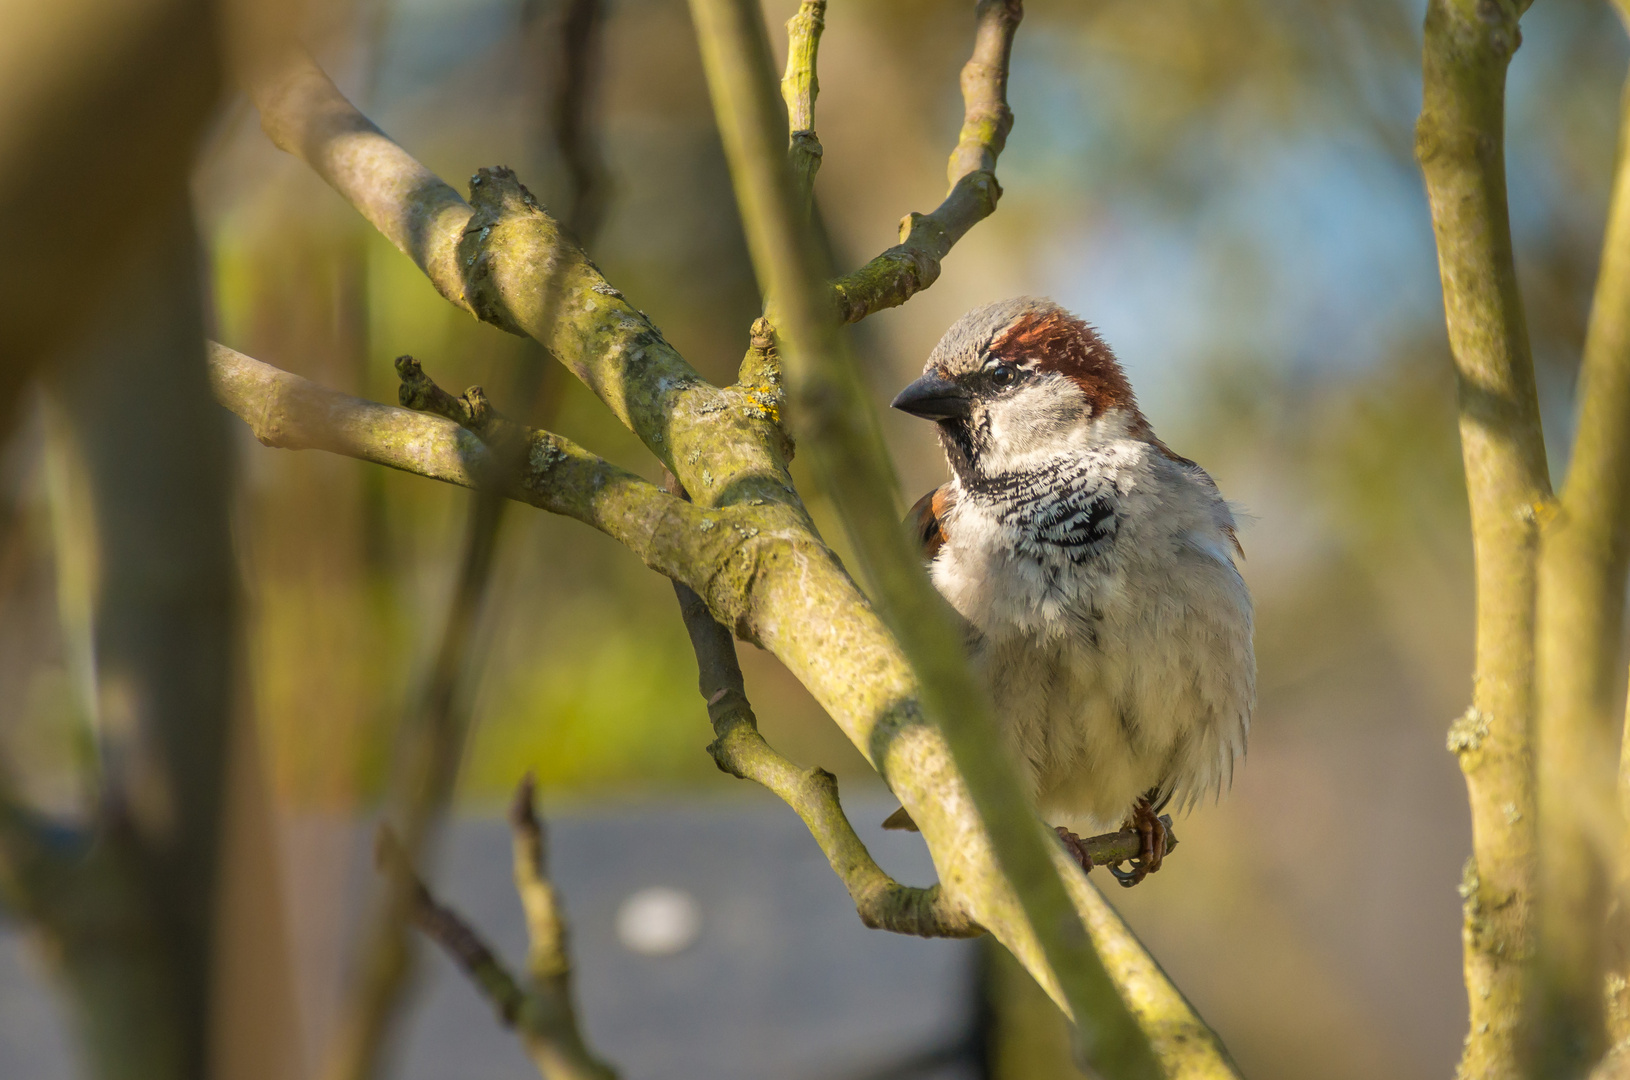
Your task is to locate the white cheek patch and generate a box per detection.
[979,376,1089,467]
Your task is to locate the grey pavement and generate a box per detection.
[0,797,984,1080]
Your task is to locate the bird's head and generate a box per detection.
[891,297,1145,478]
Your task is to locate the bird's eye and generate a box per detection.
[991,363,1018,388]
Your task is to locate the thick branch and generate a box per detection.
[35,200,244,1080]
[828,1,1019,324]
[1415,1,1548,1075]
[250,53,791,516]
[780,1,825,206]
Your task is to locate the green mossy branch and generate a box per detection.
[209,344,786,640]
[251,60,791,521]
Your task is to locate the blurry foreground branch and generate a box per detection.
[688,1,1219,1077]
[668,524,1161,936]
[376,777,616,1080]
[1538,7,1630,1068]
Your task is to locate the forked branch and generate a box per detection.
[207,343,738,591]
[376,779,617,1080]
[664,472,976,939]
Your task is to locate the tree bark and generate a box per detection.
[1416,1,1548,1076]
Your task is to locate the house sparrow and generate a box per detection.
[889,297,1254,886]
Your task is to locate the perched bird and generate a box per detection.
[890,297,1254,886]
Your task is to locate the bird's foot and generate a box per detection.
[1107,797,1170,889]
[1054,826,1094,875]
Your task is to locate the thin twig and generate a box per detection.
[377,798,617,1080]
[377,828,527,1022]
[828,1,1020,324]
[1416,1,1548,1076]
[549,0,610,242]
[509,776,570,979]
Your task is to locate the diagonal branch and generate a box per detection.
[253,56,477,318]
[249,52,787,511]
[829,0,1020,324]
[670,551,1157,939]
[1415,1,1549,1076]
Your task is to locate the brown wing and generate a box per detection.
[906,484,953,563]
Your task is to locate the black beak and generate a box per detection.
[891,372,972,421]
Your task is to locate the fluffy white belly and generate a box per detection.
[974,623,1210,829]
[931,484,1252,831]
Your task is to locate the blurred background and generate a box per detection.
[1,0,1626,1077]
